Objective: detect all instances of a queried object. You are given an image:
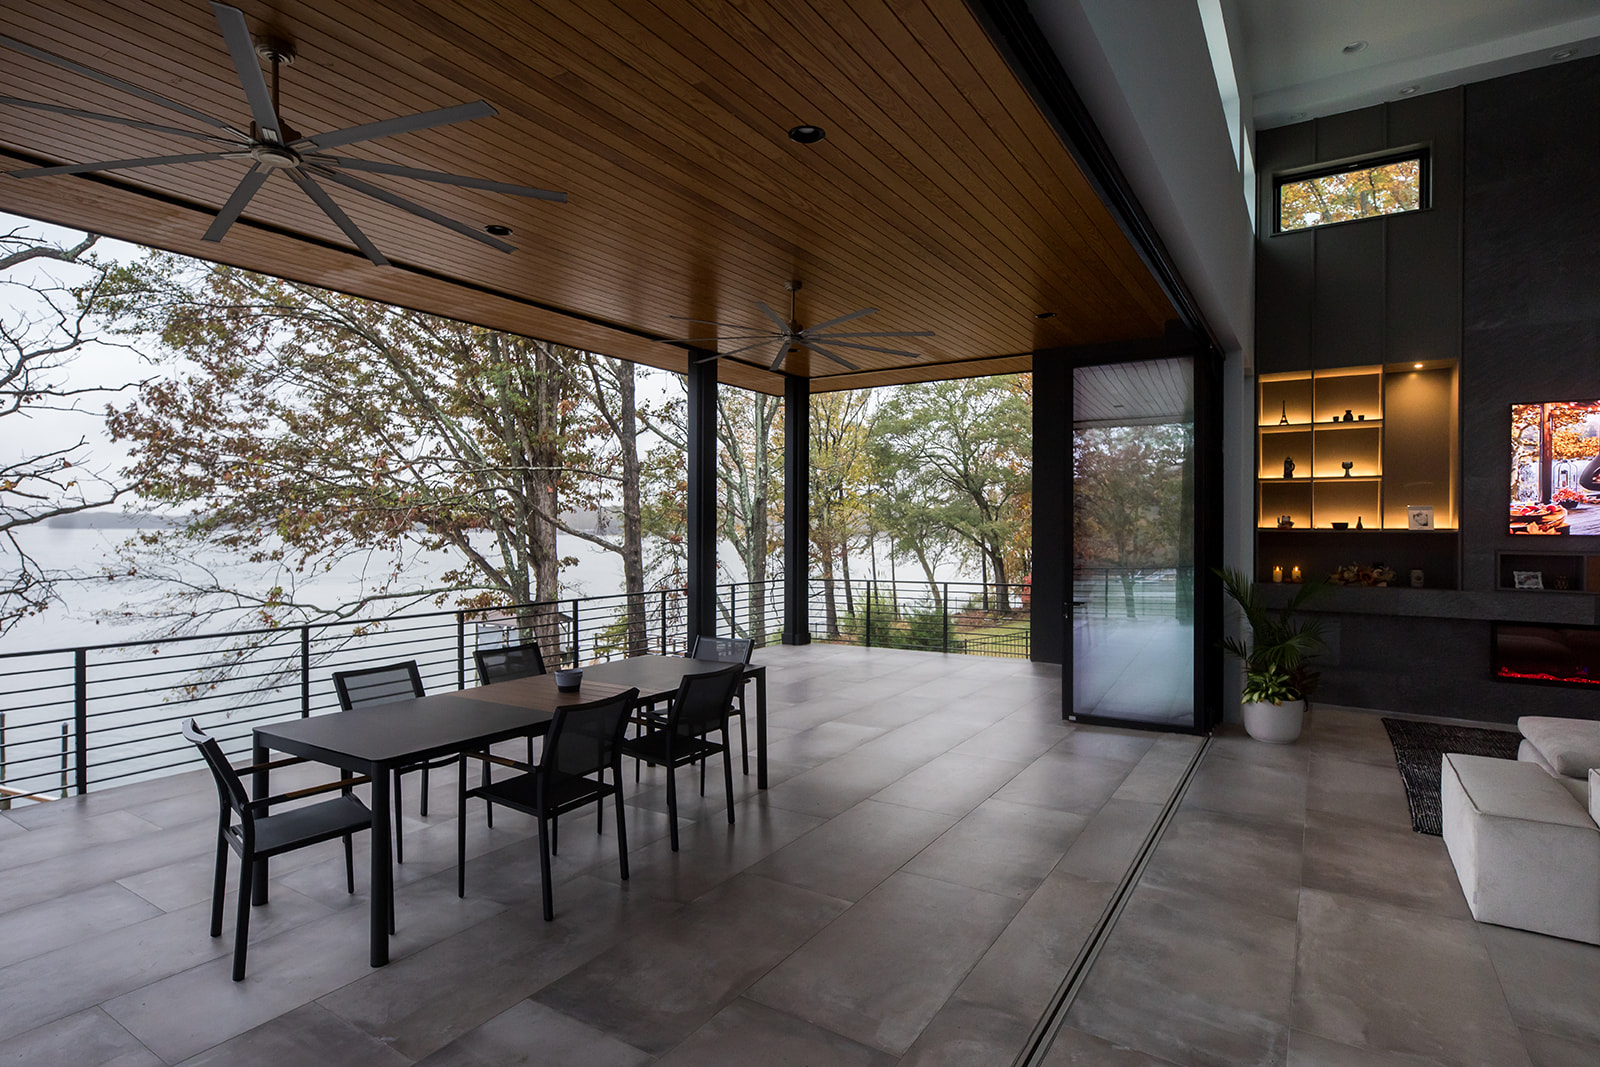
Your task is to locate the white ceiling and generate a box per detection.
[1235,0,1600,128]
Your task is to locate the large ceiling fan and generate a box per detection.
[667,280,933,372]
[0,1,564,266]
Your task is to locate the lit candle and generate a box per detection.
[1272,565,1283,583]
[1291,565,1302,582]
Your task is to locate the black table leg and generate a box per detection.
[755,668,767,789]
[251,736,270,905]
[370,759,392,966]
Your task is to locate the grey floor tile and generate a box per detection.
[993,750,1143,816]
[414,999,651,1067]
[1181,746,1309,826]
[897,999,1035,1066]
[1067,883,1298,1067]
[657,997,897,1066]
[759,752,919,819]
[1054,798,1161,882]
[750,798,956,901]
[1302,709,1408,768]
[0,1007,160,1067]
[1038,1024,1182,1066]
[1305,752,1413,830]
[904,797,1087,899]
[748,871,1022,1055]
[1051,727,1158,763]
[1480,923,1600,1046]
[950,714,1072,763]
[764,721,886,767]
[1111,735,1203,804]
[1520,1028,1600,1067]
[1301,809,1471,919]
[533,873,849,1055]
[1287,1027,1451,1065]
[0,882,163,969]
[1136,806,1304,921]
[869,750,1027,816]
[173,1002,408,1067]
[1292,888,1530,1067]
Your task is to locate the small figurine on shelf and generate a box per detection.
[1341,460,1353,478]
[1343,409,1355,423]
[1356,516,1364,529]
[1279,401,1289,425]
[1277,515,1294,529]
[1284,456,1296,478]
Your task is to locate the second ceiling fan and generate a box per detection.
[667,281,933,372]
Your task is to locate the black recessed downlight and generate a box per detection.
[788,125,826,144]
[1035,311,1057,319]
[484,224,513,237]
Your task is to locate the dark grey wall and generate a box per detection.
[1253,58,1600,722]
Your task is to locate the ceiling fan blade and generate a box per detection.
[802,307,877,333]
[201,163,270,242]
[9,151,234,178]
[755,301,790,332]
[0,96,240,145]
[0,34,238,133]
[806,330,936,339]
[668,315,765,331]
[320,157,566,203]
[313,167,516,253]
[287,169,389,266]
[659,335,772,344]
[800,341,861,371]
[211,2,282,144]
[298,101,497,151]
[805,338,927,360]
[768,338,795,372]
[706,337,786,359]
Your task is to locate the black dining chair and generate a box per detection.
[332,660,444,864]
[690,635,754,774]
[621,661,744,851]
[183,718,376,981]
[472,638,550,804]
[456,686,639,921]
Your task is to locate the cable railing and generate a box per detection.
[806,578,1031,659]
[1071,567,1194,622]
[0,575,1024,805]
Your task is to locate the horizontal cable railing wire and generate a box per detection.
[0,584,719,806]
[1071,567,1192,623]
[806,578,1030,659]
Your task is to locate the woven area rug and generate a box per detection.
[1381,718,1522,836]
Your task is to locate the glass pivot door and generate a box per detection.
[1067,357,1200,730]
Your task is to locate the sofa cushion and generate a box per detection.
[1518,716,1600,778]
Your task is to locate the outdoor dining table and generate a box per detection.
[250,653,767,967]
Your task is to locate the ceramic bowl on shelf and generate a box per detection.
[1330,521,1349,529]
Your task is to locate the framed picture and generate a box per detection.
[1407,504,1435,530]
[1513,570,1544,590]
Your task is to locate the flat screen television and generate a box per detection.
[1510,399,1600,534]
[1493,622,1600,688]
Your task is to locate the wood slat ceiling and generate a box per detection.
[0,0,1178,395]
[1073,358,1195,427]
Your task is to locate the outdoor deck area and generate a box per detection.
[2,645,1598,1066]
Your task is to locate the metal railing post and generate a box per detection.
[865,580,873,647]
[0,711,7,811]
[456,611,467,690]
[300,624,311,717]
[60,722,70,798]
[571,599,580,667]
[660,589,668,653]
[73,649,88,795]
[942,583,950,654]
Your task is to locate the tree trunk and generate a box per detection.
[615,359,647,655]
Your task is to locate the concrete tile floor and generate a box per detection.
[3,646,1595,1066]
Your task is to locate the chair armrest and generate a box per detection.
[247,775,371,810]
[461,750,530,772]
[235,755,306,775]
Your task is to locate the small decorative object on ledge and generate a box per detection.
[1290,565,1302,582]
[1356,516,1364,529]
[1342,460,1354,478]
[1277,514,1295,529]
[1408,504,1434,530]
[1284,456,1296,478]
[1272,565,1283,582]
[1330,561,1395,586]
[1280,401,1289,425]
[1512,570,1544,590]
[1410,569,1424,588]
[1343,409,1355,422]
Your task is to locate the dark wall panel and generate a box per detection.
[1031,359,1067,664]
[1387,90,1464,366]
[1312,220,1386,368]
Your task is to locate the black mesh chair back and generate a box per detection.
[473,639,547,686]
[544,688,633,784]
[691,635,754,665]
[669,661,745,740]
[330,660,430,863]
[183,718,373,980]
[332,660,425,709]
[185,717,251,818]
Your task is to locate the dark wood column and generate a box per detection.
[1031,359,1067,665]
[782,373,811,645]
[685,351,717,648]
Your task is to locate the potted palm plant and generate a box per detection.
[1217,567,1327,743]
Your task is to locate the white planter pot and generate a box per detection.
[1242,699,1305,744]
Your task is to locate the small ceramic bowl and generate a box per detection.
[1330,521,1349,530]
[554,668,582,692]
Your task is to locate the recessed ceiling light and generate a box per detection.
[1414,363,1424,369]
[1035,311,1057,319]
[788,125,826,144]
[1342,41,1368,55]
[484,224,513,237]
[1552,49,1575,61]
[1398,85,1420,95]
